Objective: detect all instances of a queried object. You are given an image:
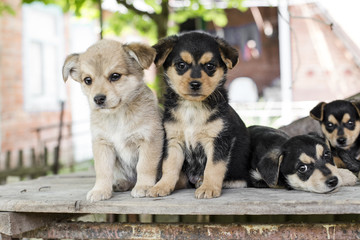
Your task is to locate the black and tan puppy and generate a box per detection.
[147,31,250,199]
[310,100,360,173]
[249,125,357,193]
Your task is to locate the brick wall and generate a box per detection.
[0,0,73,169]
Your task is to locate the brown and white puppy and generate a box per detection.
[249,125,357,193]
[62,39,164,202]
[147,31,251,199]
[310,100,360,174]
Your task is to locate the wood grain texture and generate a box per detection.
[0,212,73,235]
[1,172,360,216]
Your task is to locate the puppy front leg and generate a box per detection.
[195,158,227,199]
[147,143,184,197]
[131,136,163,197]
[337,148,360,173]
[87,141,115,202]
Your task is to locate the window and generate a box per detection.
[23,3,65,111]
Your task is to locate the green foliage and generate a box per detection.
[105,11,158,43]
[0,2,16,16]
[171,1,227,27]
[20,0,247,39]
[22,0,98,17]
[144,0,161,14]
[109,0,247,39]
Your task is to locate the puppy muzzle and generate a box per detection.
[94,94,106,106]
[326,176,338,189]
[189,81,202,91]
[336,137,347,147]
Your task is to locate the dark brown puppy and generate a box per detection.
[147,31,251,199]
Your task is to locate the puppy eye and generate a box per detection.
[109,73,121,82]
[205,63,216,71]
[84,77,92,85]
[298,164,308,173]
[323,150,331,159]
[347,120,354,127]
[326,122,334,129]
[176,62,188,71]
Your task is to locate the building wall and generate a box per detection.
[207,8,281,96]
[290,3,360,101]
[0,0,73,168]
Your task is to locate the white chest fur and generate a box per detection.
[169,101,223,149]
[90,109,141,175]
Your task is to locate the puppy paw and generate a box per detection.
[131,185,152,198]
[195,176,204,189]
[86,188,112,202]
[337,168,359,186]
[146,185,173,197]
[195,184,221,199]
[113,179,134,192]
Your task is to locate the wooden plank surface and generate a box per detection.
[0,212,74,235]
[1,173,360,216]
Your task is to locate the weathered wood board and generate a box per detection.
[1,172,360,216]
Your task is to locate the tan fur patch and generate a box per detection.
[195,160,227,198]
[336,168,358,186]
[299,152,315,164]
[146,136,185,197]
[333,156,346,168]
[123,43,156,69]
[220,51,233,69]
[343,120,360,148]
[199,52,214,64]
[286,163,341,193]
[328,115,337,124]
[180,51,193,64]
[342,113,351,123]
[322,115,339,147]
[315,144,324,160]
[167,64,225,101]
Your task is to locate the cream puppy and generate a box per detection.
[62,39,164,202]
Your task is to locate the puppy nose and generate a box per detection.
[337,137,346,145]
[94,94,106,105]
[326,176,338,188]
[189,81,202,91]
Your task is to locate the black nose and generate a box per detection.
[94,94,106,105]
[337,137,346,145]
[189,81,202,91]
[326,176,338,188]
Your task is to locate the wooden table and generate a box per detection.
[1,172,360,239]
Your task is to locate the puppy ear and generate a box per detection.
[62,53,80,82]
[351,102,360,118]
[153,35,178,67]
[310,102,326,121]
[257,149,283,187]
[123,43,156,70]
[216,37,239,69]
